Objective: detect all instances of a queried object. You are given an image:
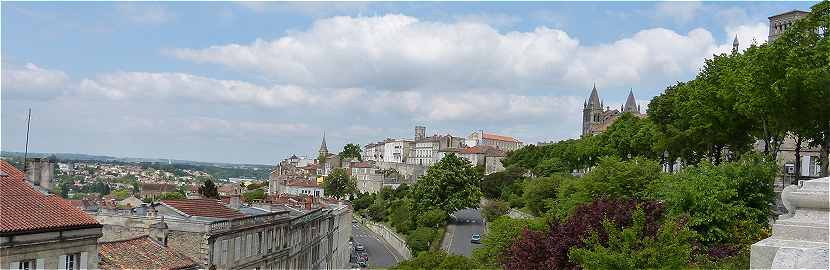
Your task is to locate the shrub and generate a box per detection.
[393,250,476,270]
[472,216,545,268]
[551,157,662,219]
[502,198,666,270]
[481,200,510,222]
[406,227,437,254]
[522,175,566,216]
[417,208,448,228]
[389,199,414,233]
[242,188,265,202]
[367,198,387,222]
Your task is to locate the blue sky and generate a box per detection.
[2,1,817,164]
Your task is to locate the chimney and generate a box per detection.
[26,157,55,190]
[229,195,241,210]
[305,196,313,209]
[149,216,169,247]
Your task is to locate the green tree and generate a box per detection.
[410,154,482,216]
[406,227,438,254]
[522,175,566,216]
[339,143,363,161]
[472,216,545,268]
[417,208,448,228]
[481,200,510,222]
[198,179,220,199]
[111,189,130,200]
[389,199,415,233]
[393,250,476,270]
[158,191,185,200]
[480,166,524,200]
[243,188,266,202]
[322,168,357,199]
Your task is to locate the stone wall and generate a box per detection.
[356,216,411,260]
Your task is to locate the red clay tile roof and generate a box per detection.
[161,199,245,219]
[99,235,198,270]
[482,133,520,143]
[461,146,486,154]
[0,160,100,235]
[141,183,176,192]
[350,161,373,168]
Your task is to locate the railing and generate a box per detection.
[208,211,290,234]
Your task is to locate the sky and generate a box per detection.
[1,1,818,165]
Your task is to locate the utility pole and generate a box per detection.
[23,108,32,173]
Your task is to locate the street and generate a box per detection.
[351,221,402,269]
[446,208,485,257]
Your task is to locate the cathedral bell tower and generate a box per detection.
[582,83,603,137]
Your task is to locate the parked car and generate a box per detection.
[471,234,481,244]
[355,243,366,252]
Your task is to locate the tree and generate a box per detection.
[410,154,482,216]
[389,199,414,233]
[472,216,545,268]
[480,166,524,200]
[481,200,510,222]
[522,175,565,216]
[339,143,363,161]
[393,250,476,270]
[243,188,266,202]
[158,191,185,200]
[112,189,130,200]
[417,208,448,228]
[406,227,438,253]
[322,168,357,199]
[198,179,219,199]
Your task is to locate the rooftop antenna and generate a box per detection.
[23,108,31,172]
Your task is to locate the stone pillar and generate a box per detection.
[750,177,829,269]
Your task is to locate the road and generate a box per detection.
[351,221,402,269]
[446,208,485,257]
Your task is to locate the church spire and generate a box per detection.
[587,82,601,108]
[623,89,639,114]
[318,131,329,157]
[732,35,739,54]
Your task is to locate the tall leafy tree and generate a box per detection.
[322,168,357,199]
[410,153,482,216]
[339,143,363,161]
[198,179,219,199]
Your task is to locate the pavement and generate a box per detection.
[351,221,403,269]
[445,208,485,257]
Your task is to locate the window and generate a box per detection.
[235,237,242,261]
[18,259,36,270]
[246,234,253,257]
[62,253,81,270]
[221,240,228,265]
[257,232,263,255]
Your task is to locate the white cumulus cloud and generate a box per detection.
[2,63,70,100]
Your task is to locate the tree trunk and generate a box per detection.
[763,119,771,156]
[713,144,723,165]
[793,135,803,185]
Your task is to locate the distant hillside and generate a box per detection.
[0,151,271,168]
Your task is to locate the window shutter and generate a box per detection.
[58,255,67,270]
[10,261,20,270]
[79,252,88,270]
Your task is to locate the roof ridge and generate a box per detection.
[99,234,153,244]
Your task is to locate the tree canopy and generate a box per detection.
[339,143,363,161]
[322,168,357,199]
[410,153,482,216]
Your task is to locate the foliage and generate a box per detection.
[339,143,363,161]
[243,188,266,202]
[417,208,448,228]
[502,198,665,270]
[393,250,476,270]
[480,166,524,200]
[648,154,776,248]
[246,182,265,190]
[410,154,482,216]
[111,189,131,200]
[472,216,545,268]
[551,157,662,219]
[322,168,357,199]
[568,209,694,269]
[158,191,185,200]
[481,200,510,222]
[351,192,375,211]
[198,178,220,199]
[522,175,566,216]
[406,227,438,254]
[367,196,387,222]
[389,199,415,233]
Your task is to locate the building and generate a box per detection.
[284,179,325,197]
[351,162,384,194]
[459,145,508,175]
[408,133,466,167]
[140,183,178,198]
[768,10,809,41]
[95,198,352,269]
[1,160,103,270]
[382,139,415,163]
[466,131,523,151]
[98,235,199,270]
[582,84,643,137]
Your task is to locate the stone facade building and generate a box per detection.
[466,131,523,151]
[1,161,103,270]
[95,198,352,270]
[768,10,809,41]
[582,84,643,137]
